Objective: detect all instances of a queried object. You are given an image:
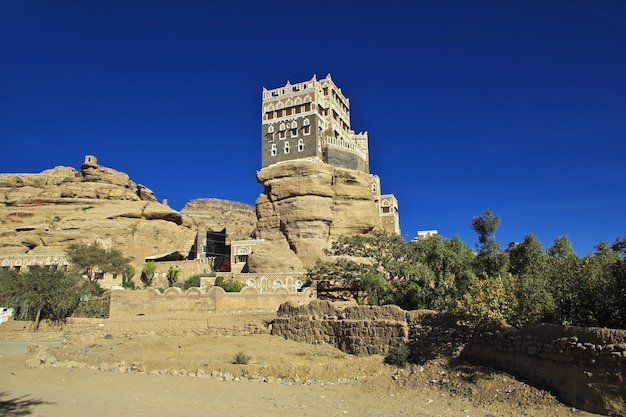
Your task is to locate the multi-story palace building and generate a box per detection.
[260,74,400,235]
[261,74,370,172]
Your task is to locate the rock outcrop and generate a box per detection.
[252,161,381,271]
[0,157,196,265]
[180,198,256,243]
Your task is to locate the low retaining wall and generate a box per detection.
[105,287,315,318]
[66,311,275,342]
[463,324,626,416]
[272,300,626,416]
[272,301,409,355]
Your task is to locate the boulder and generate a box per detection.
[252,161,381,271]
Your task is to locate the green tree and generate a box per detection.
[66,242,129,287]
[547,235,575,259]
[141,262,157,287]
[471,209,509,279]
[507,233,554,326]
[456,276,516,323]
[122,264,136,289]
[166,267,180,287]
[0,266,88,330]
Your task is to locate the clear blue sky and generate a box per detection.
[1,0,624,255]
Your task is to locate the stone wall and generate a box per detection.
[271,301,626,416]
[463,324,626,416]
[105,287,315,318]
[65,312,275,343]
[272,300,409,355]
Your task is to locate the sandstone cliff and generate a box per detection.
[180,198,256,243]
[0,157,196,266]
[251,161,381,272]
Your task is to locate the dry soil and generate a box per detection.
[0,320,599,417]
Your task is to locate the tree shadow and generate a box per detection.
[0,391,53,416]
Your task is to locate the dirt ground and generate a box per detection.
[0,320,599,417]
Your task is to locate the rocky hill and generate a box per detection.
[180,198,256,243]
[249,160,382,272]
[0,156,197,266]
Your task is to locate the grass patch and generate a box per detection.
[232,351,251,365]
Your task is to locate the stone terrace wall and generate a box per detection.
[66,311,275,343]
[272,300,409,355]
[105,287,315,318]
[463,324,626,416]
[272,301,626,416]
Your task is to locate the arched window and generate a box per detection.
[284,141,290,154]
[290,121,297,129]
[286,99,292,107]
[279,123,285,131]
[298,139,304,152]
[295,97,302,105]
[303,118,310,126]
[304,95,312,103]
[267,103,274,111]
[268,125,275,133]
[271,143,277,156]
[277,102,284,109]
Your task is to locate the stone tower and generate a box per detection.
[261,74,370,172]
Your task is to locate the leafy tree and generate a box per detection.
[547,235,575,259]
[166,267,180,287]
[471,209,508,278]
[141,262,157,287]
[410,234,475,310]
[122,264,136,289]
[507,234,554,326]
[456,276,516,323]
[0,266,89,330]
[309,257,373,303]
[65,242,129,286]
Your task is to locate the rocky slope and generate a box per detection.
[180,198,256,243]
[0,157,196,265]
[250,160,381,272]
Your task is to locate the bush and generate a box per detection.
[384,344,410,367]
[215,277,244,292]
[232,351,251,364]
[183,273,214,290]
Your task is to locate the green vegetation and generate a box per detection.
[232,351,251,364]
[183,272,215,290]
[384,344,410,367]
[166,267,180,287]
[65,242,129,287]
[309,211,626,329]
[141,262,157,287]
[122,264,136,289]
[214,276,244,292]
[0,266,89,330]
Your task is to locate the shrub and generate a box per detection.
[184,273,214,290]
[184,275,202,289]
[384,344,410,367]
[215,277,244,292]
[232,351,251,364]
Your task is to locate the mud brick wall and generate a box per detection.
[273,301,625,416]
[463,324,626,416]
[105,287,315,318]
[271,300,409,355]
[66,311,275,342]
